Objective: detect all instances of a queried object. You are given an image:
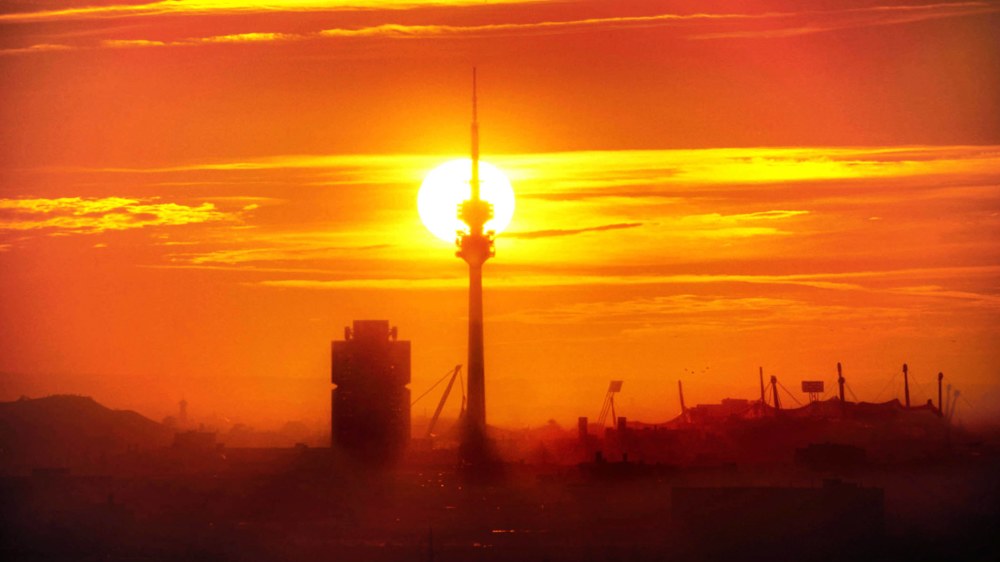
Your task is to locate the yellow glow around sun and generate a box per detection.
[418,158,515,243]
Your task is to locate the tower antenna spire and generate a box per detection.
[471,67,480,201]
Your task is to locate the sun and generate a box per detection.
[418,158,515,243]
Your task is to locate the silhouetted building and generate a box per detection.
[331,320,410,464]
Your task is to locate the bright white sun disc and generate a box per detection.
[418,158,515,243]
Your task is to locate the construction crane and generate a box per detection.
[426,365,464,438]
[597,380,623,428]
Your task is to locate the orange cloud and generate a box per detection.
[495,293,915,332]
[181,241,393,265]
[692,2,999,40]
[673,211,809,239]
[100,39,169,48]
[51,145,995,280]
[251,265,1000,293]
[197,32,299,43]
[507,222,643,240]
[0,197,234,236]
[316,12,764,39]
[0,43,73,56]
[0,1,548,23]
[6,2,994,54]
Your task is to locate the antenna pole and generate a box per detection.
[471,68,480,202]
[937,372,944,416]
[771,375,781,411]
[678,380,687,413]
[837,362,846,403]
[903,363,910,408]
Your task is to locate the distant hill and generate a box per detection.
[0,394,172,473]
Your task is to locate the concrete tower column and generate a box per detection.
[456,69,495,466]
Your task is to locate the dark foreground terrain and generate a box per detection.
[2,448,998,562]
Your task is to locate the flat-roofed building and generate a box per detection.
[331,320,410,464]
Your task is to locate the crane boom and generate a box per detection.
[426,365,462,438]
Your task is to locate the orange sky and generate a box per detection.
[1,0,998,429]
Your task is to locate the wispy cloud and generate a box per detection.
[17,146,997,288]
[495,293,915,331]
[249,266,1000,340]
[507,222,643,240]
[888,285,1000,306]
[71,153,437,174]
[5,2,994,54]
[17,11,735,54]
[691,1,999,40]
[0,0,546,23]
[0,43,73,55]
[258,277,465,290]
[56,146,1000,184]
[198,32,299,43]
[100,39,168,48]
[316,11,766,39]
[0,197,235,235]
[253,265,1000,292]
[3,10,748,54]
[671,211,809,239]
[181,243,393,265]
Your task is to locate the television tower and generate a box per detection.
[457,68,495,465]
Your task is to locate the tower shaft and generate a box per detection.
[771,375,781,411]
[456,68,494,465]
[467,262,486,429]
[458,230,491,459]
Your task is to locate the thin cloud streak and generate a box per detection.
[254,265,1000,293]
[0,43,73,55]
[181,243,393,265]
[68,153,438,174]
[496,294,916,330]
[100,39,169,48]
[316,12,767,39]
[691,2,999,40]
[6,11,753,54]
[4,2,994,54]
[319,3,996,40]
[670,211,809,239]
[0,0,545,23]
[507,222,643,240]
[256,275,856,291]
[51,146,1000,185]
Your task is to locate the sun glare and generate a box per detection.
[418,158,515,243]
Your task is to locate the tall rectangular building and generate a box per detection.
[331,320,410,464]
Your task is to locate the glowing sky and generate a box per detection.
[1,0,998,428]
